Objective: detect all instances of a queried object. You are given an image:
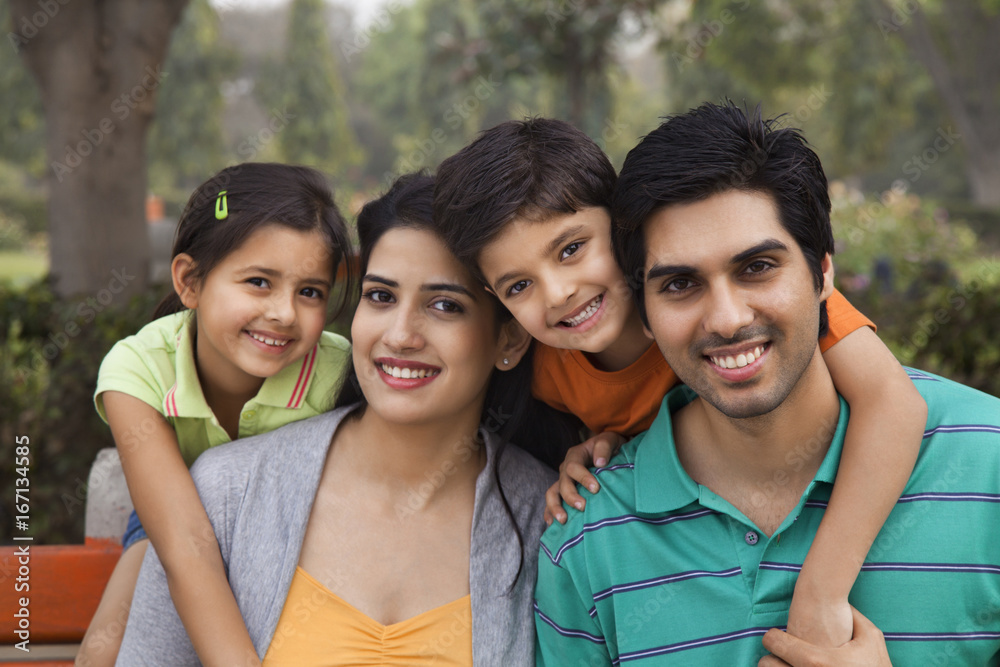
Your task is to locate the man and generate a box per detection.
[533,102,1000,665]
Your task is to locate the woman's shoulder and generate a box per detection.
[489,437,557,513]
[190,405,356,485]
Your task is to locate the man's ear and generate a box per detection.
[171,254,200,309]
[819,253,835,301]
[495,319,533,371]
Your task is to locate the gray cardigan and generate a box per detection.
[117,405,556,666]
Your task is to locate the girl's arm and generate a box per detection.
[104,391,262,667]
[789,328,927,647]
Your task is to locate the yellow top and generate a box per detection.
[262,567,473,666]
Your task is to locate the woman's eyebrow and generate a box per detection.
[363,273,397,287]
[422,282,478,300]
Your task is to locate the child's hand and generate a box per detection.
[785,586,853,649]
[544,431,626,525]
[759,605,891,667]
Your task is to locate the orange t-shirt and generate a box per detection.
[532,288,874,436]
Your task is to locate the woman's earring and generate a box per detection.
[503,358,510,366]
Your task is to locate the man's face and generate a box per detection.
[642,189,833,419]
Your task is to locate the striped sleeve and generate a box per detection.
[534,543,613,666]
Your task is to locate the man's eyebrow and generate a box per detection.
[492,224,587,292]
[645,239,790,284]
[646,262,696,283]
[731,239,788,265]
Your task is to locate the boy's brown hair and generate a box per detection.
[434,118,617,277]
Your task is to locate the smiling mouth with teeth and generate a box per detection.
[560,295,603,327]
[247,331,290,347]
[709,344,768,369]
[378,363,440,380]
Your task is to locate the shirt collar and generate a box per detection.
[164,313,322,417]
[634,385,850,514]
[254,344,320,409]
[164,313,214,419]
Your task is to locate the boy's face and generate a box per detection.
[477,207,635,356]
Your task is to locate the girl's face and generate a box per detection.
[351,227,516,429]
[174,224,333,394]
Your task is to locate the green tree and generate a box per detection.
[266,0,363,180]
[0,0,45,176]
[476,0,665,139]
[875,0,1000,207]
[148,0,238,192]
[663,0,999,208]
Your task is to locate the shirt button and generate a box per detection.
[744,531,759,545]
[242,410,256,420]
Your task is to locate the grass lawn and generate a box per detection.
[0,250,48,286]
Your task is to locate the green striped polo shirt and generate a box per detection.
[95,310,351,466]
[535,369,1000,665]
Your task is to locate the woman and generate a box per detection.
[116,174,560,666]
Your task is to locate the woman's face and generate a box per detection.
[351,227,510,429]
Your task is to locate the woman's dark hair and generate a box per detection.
[336,172,581,589]
[153,162,354,321]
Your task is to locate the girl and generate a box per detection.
[78,163,354,667]
[116,173,560,665]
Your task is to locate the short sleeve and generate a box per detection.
[94,339,171,423]
[534,544,613,666]
[819,288,875,354]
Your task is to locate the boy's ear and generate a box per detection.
[819,253,835,301]
[495,319,532,371]
[171,254,200,309]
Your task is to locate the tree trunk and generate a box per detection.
[881,0,1000,209]
[10,0,189,299]
[967,152,1000,209]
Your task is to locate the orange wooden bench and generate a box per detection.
[1,449,129,665]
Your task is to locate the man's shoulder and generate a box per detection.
[909,368,1000,433]
[538,444,643,560]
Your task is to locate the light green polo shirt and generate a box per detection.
[95,311,351,465]
[535,370,1000,665]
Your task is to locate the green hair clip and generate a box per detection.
[215,190,229,220]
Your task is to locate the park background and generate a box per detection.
[1,0,998,545]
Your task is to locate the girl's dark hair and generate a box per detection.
[153,162,354,321]
[336,172,581,589]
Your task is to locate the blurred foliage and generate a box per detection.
[0,274,355,544]
[0,279,163,544]
[661,0,952,191]
[831,185,980,292]
[0,0,46,177]
[831,186,1000,397]
[256,0,363,180]
[0,160,47,247]
[148,0,239,193]
[475,0,664,138]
